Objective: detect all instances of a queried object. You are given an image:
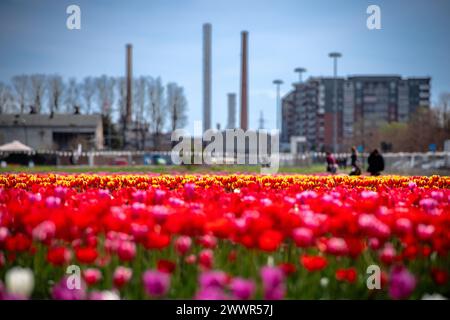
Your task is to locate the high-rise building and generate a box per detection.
[345,76,430,149]
[281,80,325,151]
[281,75,431,152]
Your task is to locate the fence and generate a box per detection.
[1,149,449,174]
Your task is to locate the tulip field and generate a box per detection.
[0,173,449,300]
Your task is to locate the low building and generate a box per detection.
[0,113,104,150]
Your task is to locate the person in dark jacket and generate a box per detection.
[349,146,361,176]
[367,149,384,176]
[325,152,338,174]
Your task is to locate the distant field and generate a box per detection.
[0,164,332,174]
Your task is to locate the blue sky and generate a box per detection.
[0,0,449,131]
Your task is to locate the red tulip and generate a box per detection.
[258,230,283,252]
[431,268,448,285]
[75,247,98,264]
[336,268,357,283]
[157,259,176,274]
[47,246,72,266]
[199,249,214,269]
[300,255,327,272]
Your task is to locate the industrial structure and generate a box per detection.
[125,44,133,125]
[203,23,212,133]
[240,31,249,131]
[227,93,237,129]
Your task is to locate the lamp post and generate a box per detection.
[328,52,342,154]
[273,79,284,132]
[294,67,307,83]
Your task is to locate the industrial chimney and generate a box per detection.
[203,23,212,133]
[227,93,236,129]
[126,44,132,125]
[240,31,248,131]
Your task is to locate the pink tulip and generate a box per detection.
[395,218,413,235]
[326,237,349,256]
[292,227,314,247]
[229,278,255,300]
[389,265,416,299]
[175,236,192,255]
[32,220,56,243]
[113,266,132,288]
[83,268,102,285]
[143,270,171,297]
[417,224,435,241]
[380,244,396,264]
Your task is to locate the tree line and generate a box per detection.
[0,74,188,138]
[351,93,450,152]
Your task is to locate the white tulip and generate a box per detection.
[101,290,120,300]
[320,277,329,288]
[5,267,34,298]
[422,293,447,300]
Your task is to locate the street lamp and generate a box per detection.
[273,79,284,132]
[294,67,307,83]
[328,52,342,154]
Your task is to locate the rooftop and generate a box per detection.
[0,114,102,127]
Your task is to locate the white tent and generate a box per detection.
[0,140,33,152]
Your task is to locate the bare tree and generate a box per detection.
[81,76,95,114]
[166,82,188,132]
[96,76,116,148]
[148,77,165,149]
[117,76,127,121]
[12,75,29,113]
[47,75,64,114]
[438,92,450,131]
[96,75,116,115]
[65,77,80,113]
[0,82,15,113]
[134,76,148,148]
[30,74,46,113]
[116,76,128,147]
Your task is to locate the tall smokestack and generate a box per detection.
[126,44,132,125]
[227,93,236,129]
[240,31,248,131]
[203,23,212,132]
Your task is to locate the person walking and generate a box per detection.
[367,149,385,176]
[349,146,361,176]
[326,151,338,174]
